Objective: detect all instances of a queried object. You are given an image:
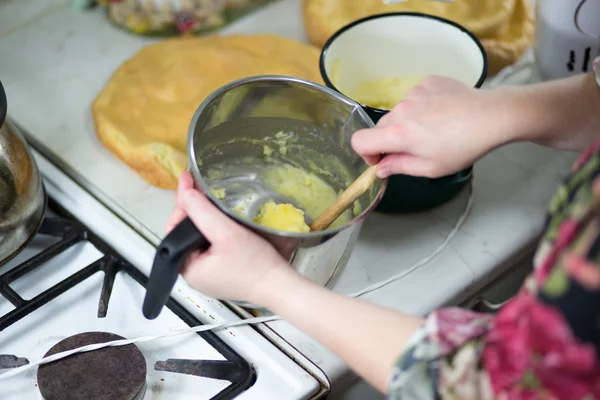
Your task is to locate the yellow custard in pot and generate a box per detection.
[211,187,226,200]
[252,164,356,233]
[254,201,310,233]
[351,75,426,110]
[262,164,354,229]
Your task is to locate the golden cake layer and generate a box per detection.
[92,34,323,189]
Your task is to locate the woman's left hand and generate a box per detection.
[165,171,293,304]
[167,177,423,396]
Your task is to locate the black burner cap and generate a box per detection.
[37,332,147,400]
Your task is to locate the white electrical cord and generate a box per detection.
[0,182,474,380]
[347,182,474,298]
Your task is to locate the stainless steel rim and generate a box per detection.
[186,75,388,239]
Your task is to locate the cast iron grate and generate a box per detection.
[0,197,255,399]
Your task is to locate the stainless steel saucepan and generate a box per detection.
[0,80,46,266]
[143,75,387,319]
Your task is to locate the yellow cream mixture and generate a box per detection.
[204,130,364,232]
[211,187,226,199]
[351,75,426,110]
[262,164,353,229]
[254,201,310,233]
[261,131,293,160]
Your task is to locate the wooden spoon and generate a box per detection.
[310,165,379,231]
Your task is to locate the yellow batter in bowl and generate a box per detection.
[350,75,426,110]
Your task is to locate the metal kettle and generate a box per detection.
[0,80,46,266]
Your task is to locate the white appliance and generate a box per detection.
[535,0,600,80]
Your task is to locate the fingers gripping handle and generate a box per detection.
[143,217,209,319]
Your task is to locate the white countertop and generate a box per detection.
[0,0,578,393]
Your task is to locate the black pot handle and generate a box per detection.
[143,217,210,319]
[0,80,7,127]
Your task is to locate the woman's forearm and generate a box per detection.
[255,267,423,393]
[497,72,600,151]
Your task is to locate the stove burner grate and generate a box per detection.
[37,332,146,400]
[0,354,28,369]
[0,198,256,399]
[155,359,251,383]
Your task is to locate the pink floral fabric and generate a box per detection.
[484,294,600,400]
[389,57,600,400]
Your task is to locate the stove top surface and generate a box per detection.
[0,199,255,399]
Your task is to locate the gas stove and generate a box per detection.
[0,198,254,399]
[0,145,323,399]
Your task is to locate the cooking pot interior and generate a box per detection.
[189,80,383,232]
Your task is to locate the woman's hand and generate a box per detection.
[351,76,521,179]
[165,171,292,304]
[352,73,600,179]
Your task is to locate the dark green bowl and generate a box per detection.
[319,12,488,213]
[361,107,473,214]
[376,168,473,213]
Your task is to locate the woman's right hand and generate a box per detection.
[351,75,520,179]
